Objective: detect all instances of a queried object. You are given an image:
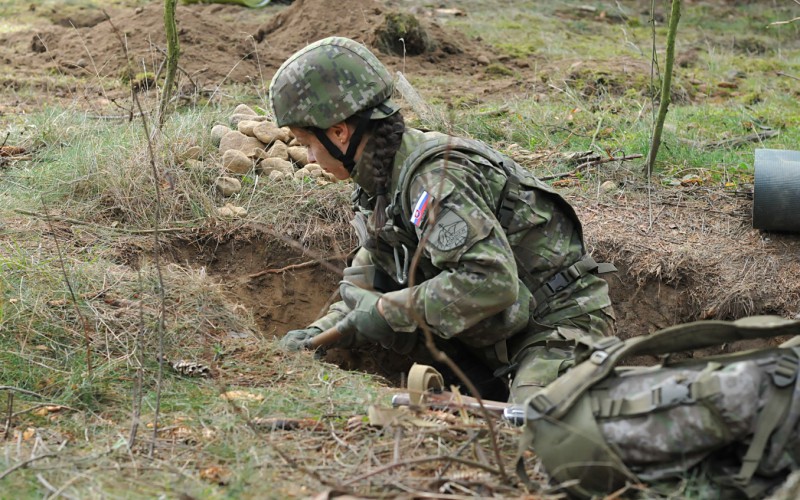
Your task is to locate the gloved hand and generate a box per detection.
[335,281,396,349]
[278,327,322,351]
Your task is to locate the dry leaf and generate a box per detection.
[199,465,230,485]
[220,390,263,402]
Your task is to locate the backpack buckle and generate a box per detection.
[653,379,692,408]
[772,352,799,388]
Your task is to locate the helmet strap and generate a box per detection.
[312,112,372,174]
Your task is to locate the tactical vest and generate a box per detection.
[517,316,800,499]
[358,133,612,314]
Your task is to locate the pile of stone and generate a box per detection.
[208,104,335,216]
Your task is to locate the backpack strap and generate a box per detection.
[527,316,800,422]
[733,347,800,484]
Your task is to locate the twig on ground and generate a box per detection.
[248,254,348,278]
[777,71,800,82]
[0,453,58,480]
[341,455,505,487]
[0,386,40,397]
[539,153,643,181]
[678,129,779,150]
[10,404,78,420]
[769,16,800,26]
[12,209,190,234]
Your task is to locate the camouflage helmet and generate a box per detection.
[268,36,399,129]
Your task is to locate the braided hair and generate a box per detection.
[367,112,405,231]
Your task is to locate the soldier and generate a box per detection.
[271,36,616,403]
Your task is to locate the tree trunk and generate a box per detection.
[159,0,179,127]
[645,0,681,176]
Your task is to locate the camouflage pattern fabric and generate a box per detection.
[518,316,800,499]
[311,128,615,401]
[268,36,399,129]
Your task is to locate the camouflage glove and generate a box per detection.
[278,327,322,351]
[335,281,396,349]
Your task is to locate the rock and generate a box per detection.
[211,124,231,147]
[252,121,290,145]
[183,159,204,170]
[600,180,617,192]
[476,54,491,65]
[222,149,253,174]
[232,104,257,116]
[178,145,202,162]
[215,176,242,197]
[287,146,309,166]
[219,130,264,156]
[259,158,294,176]
[217,203,247,218]
[266,140,288,160]
[268,170,288,182]
[252,148,270,161]
[237,120,261,137]
[230,114,268,128]
[294,166,323,180]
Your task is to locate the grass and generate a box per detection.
[1,0,799,497]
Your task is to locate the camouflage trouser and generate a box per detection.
[508,306,616,404]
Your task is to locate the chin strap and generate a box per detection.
[312,111,372,174]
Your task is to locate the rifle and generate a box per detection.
[306,335,526,425]
[391,390,525,426]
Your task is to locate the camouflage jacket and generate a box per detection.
[311,128,612,352]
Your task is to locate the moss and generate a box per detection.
[485,63,514,77]
[375,12,436,56]
[131,71,155,92]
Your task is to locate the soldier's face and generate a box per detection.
[290,126,351,180]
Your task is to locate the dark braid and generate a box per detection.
[369,112,405,231]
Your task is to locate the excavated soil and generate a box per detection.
[1,0,537,111]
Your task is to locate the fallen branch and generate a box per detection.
[769,16,800,26]
[248,255,348,279]
[341,454,505,487]
[13,209,191,234]
[540,153,643,181]
[0,386,45,399]
[777,71,800,82]
[0,453,58,481]
[679,129,779,151]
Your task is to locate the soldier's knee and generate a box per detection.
[509,345,575,404]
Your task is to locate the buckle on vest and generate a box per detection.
[545,272,571,294]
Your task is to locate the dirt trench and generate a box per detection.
[162,232,726,385]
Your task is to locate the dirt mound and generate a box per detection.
[1,0,499,101]
[253,0,486,76]
[1,3,267,90]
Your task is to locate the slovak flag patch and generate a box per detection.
[410,190,431,227]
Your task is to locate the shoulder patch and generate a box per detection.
[428,209,469,251]
[410,190,432,227]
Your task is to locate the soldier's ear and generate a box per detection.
[328,121,351,147]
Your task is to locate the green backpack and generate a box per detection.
[517,315,800,498]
